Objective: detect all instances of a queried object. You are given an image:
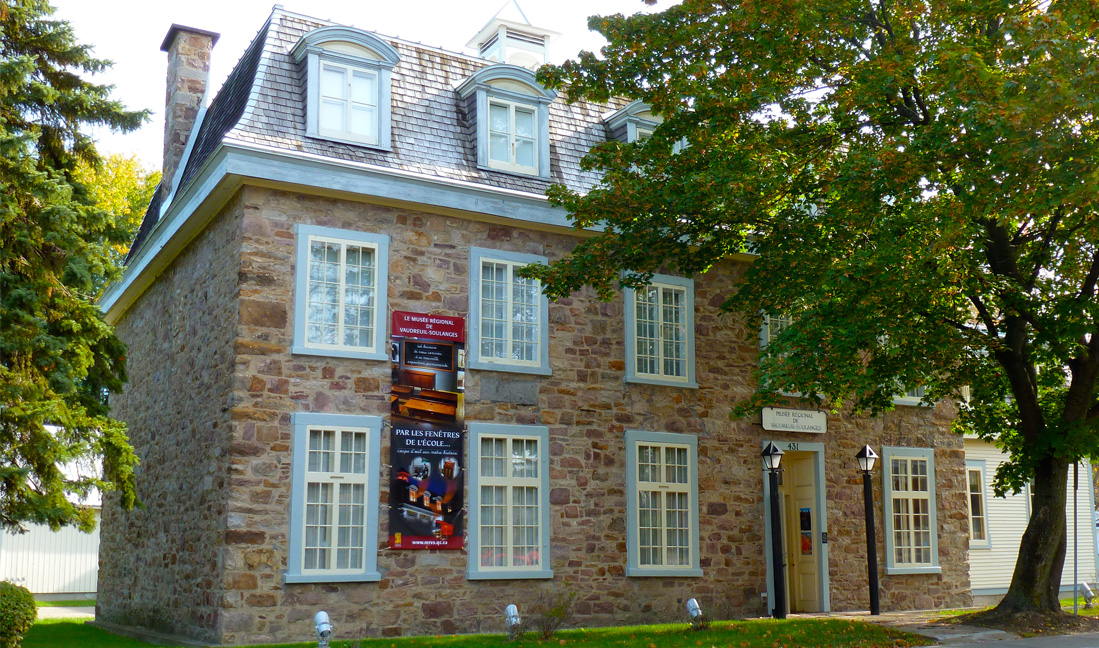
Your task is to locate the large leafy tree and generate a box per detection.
[0,0,144,531]
[528,0,1099,617]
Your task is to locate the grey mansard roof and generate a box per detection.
[129,8,624,260]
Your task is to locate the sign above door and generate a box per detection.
[761,407,827,434]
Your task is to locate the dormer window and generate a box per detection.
[319,62,378,143]
[604,101,662,144]
[291,26,401,150]
[489,99,537,174]
[457,64,556,178]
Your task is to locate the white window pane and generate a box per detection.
[489,103,509,133]
[489,134,510,163]
[320,99,345,131]
[350,71,376,105]
[514,109,535,138]
[515,139,535,167]
[320,66,346,99]
[350,105,377,138]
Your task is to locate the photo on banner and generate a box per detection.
[388,311,465,550]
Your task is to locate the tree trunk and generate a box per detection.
[994,455,1070,614]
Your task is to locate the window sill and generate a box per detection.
[466,568,554,581]
[306,132,391,152]
[476,163,548,181]
[884,565,942,576]
[469,360,551,376]
[892,398,934,407]
[626,567,703,578]
[284,571,382,584]
[291,345,388,362]
[626,375,698,389]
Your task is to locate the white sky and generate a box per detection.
[50,0,668,170]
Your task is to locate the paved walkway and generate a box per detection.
[37,605,95,620]
[802,609,1099,646]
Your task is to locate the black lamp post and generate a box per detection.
[762,441,786,619]
[856,444,881,616]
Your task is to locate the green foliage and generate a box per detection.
[525,588,577,640]
[0,581,36,648]
[0,0,145,532]
[528,0,1099,611]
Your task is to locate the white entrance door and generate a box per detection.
[783,453,820,612]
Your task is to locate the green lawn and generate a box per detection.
[24,618,161,648]
[1061,597,1099,616]
[35,599,95,607]
[24,618,932,648]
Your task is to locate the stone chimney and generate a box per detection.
[159,24,219,205]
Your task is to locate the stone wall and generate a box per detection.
[212,185,970,645]
[97,195,243,642]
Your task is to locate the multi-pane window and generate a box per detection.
[626,430,700,577]
[636,443,691,567]
[967,466,988,543]
[318,62,379,144]
[468,423,551,580]
[889,455,933,567]
[479,258,540,366]
[487,100,537,174]
[625,275,695,387]
[305,236,378,351]
[634,285,688,380]
[292,420,379,580]
[761,313,793,347]
[478,434,542,570]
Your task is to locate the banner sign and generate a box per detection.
[761,407,827,433]
[388,311,465,550]
[388,421,464,549]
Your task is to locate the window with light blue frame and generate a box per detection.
[290,26,400,150]
[467,423,553,580]
[292,224,389,361]
[624,275,697,388]
[286,413,382,583]
[455,65,556,179]
[625,430,702,577]
[966,460,990,548]
[882,446,941,575]
[467,247,550,375]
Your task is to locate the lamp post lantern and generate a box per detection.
[855,444,881,615]
[762,441,786,619]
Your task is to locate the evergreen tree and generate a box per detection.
[0,0,144,531]
[529,0,1099,617]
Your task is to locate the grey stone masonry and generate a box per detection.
[100,183,971,645]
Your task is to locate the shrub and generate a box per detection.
[0,581,36,648]
[526,587,577,640]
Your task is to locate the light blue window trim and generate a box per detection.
[966,460,992,549]
[456,64,556,179]
[291,26,399,151]
[893,384,933,407]
[603,100,662,143]
[624,274,697,388]
[468,247,551,375]
[286,412,382,584]
[882,446,941,575]
[625,430,702,577]
[291,224,389,361]
[467,423,553,580]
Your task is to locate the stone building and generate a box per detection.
[96,6,973,645]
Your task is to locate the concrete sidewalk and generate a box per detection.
[803,609,1099,646]
[37,605,95,620]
